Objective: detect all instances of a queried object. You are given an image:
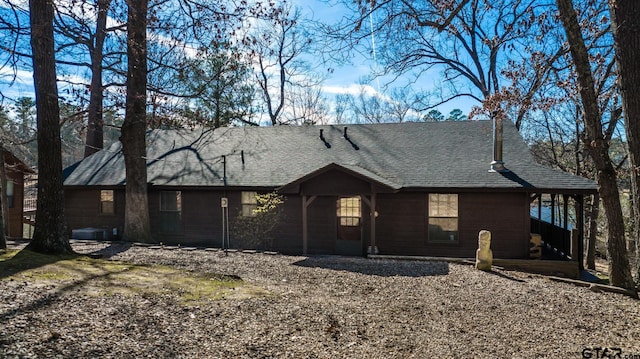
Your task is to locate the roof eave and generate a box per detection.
[278,162,400,194]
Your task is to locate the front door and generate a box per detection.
[336,196,363,255]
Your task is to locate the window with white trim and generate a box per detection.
[100,190,114,214]
[6,180,14,208]
[160,191,182,233]
[241,191,258,217]
[337,196,361,227]
[428,194,459,243]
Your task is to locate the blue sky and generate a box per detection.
[0,0,476,117]
[293,0,476,115]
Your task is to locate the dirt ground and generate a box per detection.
[1,240,639,358]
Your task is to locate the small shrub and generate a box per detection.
[231,192,285,250]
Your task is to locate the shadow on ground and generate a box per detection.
[485,269,526,283]
[293,256,449,277]
[0,249,77,281]
[85,241,132,259]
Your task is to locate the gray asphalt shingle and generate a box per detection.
[63,120,597,193]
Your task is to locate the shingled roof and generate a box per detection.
[2,147,36,174]
[63,120,597,193]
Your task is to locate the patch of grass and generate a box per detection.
[593,272,610,285]
[1,249,76,267]
[0,250,267,304]
[0,249,16,260]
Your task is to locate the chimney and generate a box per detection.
[490,114,507,172]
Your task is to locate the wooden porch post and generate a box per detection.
[302,194,316,255]
[562,194,569,231]
[576,194,585,270]
[369,191,378,255]
[550,194,556,226]
[563,194,569,255]
[537,193,542,233]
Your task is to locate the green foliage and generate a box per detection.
[12,97,36,138]
[231,192,285,250]
[424,109,444,122]
[177,44,255,128]
[0,106,10,129]
[253,193,284,215]
[0,97,37,167]
[0,249,263,304]
[422,109,467,122]
[445,109,467,121]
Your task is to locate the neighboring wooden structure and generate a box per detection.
[63,121,597,262]
[2,149,36,238]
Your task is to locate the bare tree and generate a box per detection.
[556,0,634,289]
[0,146,6,250]
[338,84,427,124]
[608,0,640,285]
[289,86,329,125]
[252,6,322,125]
[0,1,30,99]
[24,0,73,254]
[51,0,119,157]
[386,87,426,123]
[333,94,351,124]
[349,84,386,124]
[83,0,111,157]
[324,0,554,129]
[120,0,151,243]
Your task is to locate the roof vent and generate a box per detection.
[490,115,507,172]
[343,127,359,150]
[319,129,331,148]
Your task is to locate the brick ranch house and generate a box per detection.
[2,148,35,238]
[63,120,596,261]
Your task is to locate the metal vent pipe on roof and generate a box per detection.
[319,129,331,148]
[490,114,507,172]
[222,155,227,185]
[343,126,359,150]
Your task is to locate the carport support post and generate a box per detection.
[576,194,585,270]
[369,191,378,255]
[302,194,316,255]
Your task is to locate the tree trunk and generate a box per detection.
[84,0,110,158]
[556,0,634,289]
[25,0,73,254]
[608,0,640,287]
[586,194,600,270]
[120,0,151,243]
[0,148,6,250]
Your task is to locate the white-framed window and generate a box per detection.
[241,191,258,217]
[428,193,459,243]
[100,190,115,215]
[160,191,182,212]
[160,191,182,233]
[337,196,361,227]
[6,180,14,208]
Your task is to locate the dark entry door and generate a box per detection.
[336,196,362,255]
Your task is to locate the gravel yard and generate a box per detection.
[1,240,639,358]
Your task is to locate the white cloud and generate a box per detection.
[0,67,33,82]
[322,83,378,96]
[0,67,35,100]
